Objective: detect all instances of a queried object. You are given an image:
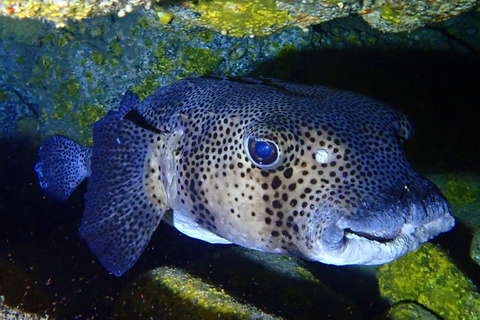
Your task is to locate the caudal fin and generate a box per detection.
[34,135,92,201]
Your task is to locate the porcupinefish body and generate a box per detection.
[35,77,454,276]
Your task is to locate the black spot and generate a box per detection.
[265,217,271,224]
[272,200,282,208]
[283,167,293,179]
[271,176,282,190]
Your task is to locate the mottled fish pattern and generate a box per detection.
[35,77,454,276]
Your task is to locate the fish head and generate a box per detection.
[167,81,454,266]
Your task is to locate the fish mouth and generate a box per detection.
[307,182,455,266]
[310,212,454,266]
[343,228,401,243]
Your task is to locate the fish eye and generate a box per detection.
[245,137,280,169]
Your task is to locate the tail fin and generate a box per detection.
[34,135,92,201]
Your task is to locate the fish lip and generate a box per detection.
[342,228,401,243]
[331,181,453,245]
[318,212,455,266]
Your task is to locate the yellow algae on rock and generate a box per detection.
[190,0,293,37]
[112,266,281,319]
[445,179,479,205]
[377,243,480,320]
[379,2,402,24]
[0,0,152,27]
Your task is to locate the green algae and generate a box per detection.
[258,43,298,79]
[445,179,479,205]
[179,46,223,77]
[109,40,123,58]
[190,0,293,37]
[0,89,8,102]
[31,55,55,88]
[16,55,25,65]
[380,3,402,24]
[131,42,222,101]
[113,266,280,319]
[57,34,70,48]
[378,243,480,319]
[107,58,119,68]
[91,51,107,67]
[84,71,93,82]
[130,72,162,101]
[51,102,74,120]
[70,103,107,145]
[138,17,150,30]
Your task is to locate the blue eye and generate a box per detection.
[246,137,280,168]
[254,141,273,159]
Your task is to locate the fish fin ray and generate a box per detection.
[118,90,139,118]
[80,113,167,276]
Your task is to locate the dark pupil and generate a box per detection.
[248,138,278,166]
[254,141,272,159]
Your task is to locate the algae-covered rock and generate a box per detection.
[0,296,49,320]
[112,266,281,319]
[0,0,153,28]
[377,242,480,319]
[0,259,51,317]
[427,172,480,228]
[113,246,365,319]
[1,0,478,34]
[179,246,365,319]
[188,0,294,37]
[387,302,440,320]
[470,230,480,267]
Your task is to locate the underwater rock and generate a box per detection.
[377,242,480,319]
[0,296,48,320]
[0,0,153,28]
[359,0,478,33]
[111,266,281,320]
[386,302,440,320]
[470,230,480,268]
[112,246,364,319]
[1,0,478,34]
[0,259,51,317]
[0,10,315,145]
[427,172,480,229]
[190,246,365,319]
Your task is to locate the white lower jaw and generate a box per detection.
[310,213,455,266]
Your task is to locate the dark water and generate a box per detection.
[1,14,480,320]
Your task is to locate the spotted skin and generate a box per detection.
[35,77,454,276]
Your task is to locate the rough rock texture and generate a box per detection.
[113,247,364,319]
[377,243,480,320]
[1,0,479,34]
[387,302,440,320]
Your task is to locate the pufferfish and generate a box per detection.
[35,77,454,276]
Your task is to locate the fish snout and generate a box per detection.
[307,178,455,265]
[400,179,451,227]
[333,178,452,242]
